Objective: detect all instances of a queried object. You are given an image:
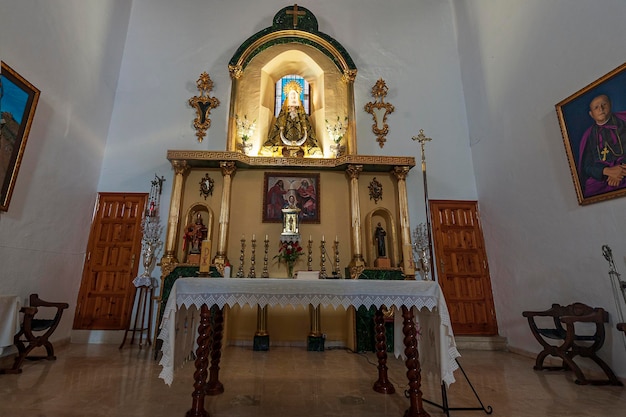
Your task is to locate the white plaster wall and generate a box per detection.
[454,0,626,377]
[100,0,477,285]
[0,0,131,342]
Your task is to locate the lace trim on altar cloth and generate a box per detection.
[177,292,439,313]
[158,278,460,387]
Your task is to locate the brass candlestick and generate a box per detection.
[307,237,313,271]
[248,236,257,278]
[262,236,269,278]
[236,236,246,278]
[320,238,327,279]
[333,238,341,278]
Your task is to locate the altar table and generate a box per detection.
[158,278,460,417]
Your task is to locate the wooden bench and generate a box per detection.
[0,294,69,374]
[522,302,622,386]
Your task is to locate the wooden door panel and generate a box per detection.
[430,200,498,335]
[73,193,147,330]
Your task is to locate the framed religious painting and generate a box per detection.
[0,61,40,211]
[556,62,626,205]
[263,172,320,223]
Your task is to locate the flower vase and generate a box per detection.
[287,263,294,278]
[240,141,252,155]
[330,143,344,158]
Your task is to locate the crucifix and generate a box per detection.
[601,145,609,161]
[286,4,306,28]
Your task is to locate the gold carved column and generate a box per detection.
[392,166,415,277]
[226,65,242,152]
[162,160,190,267]
[213,161,237,269]
[346,164,365,270]
[343,69,357,155]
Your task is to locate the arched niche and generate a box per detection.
[364,208,399,267]
[227,5,357,158]
[180,203,214,263]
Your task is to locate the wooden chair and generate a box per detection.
[0,294,69,374]
[522,302,622,386]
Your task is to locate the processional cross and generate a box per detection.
[412,129,435,280]
[286,4,306,28]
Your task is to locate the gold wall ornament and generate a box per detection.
[368,177,383,204]
[364,78,395,148]
[188,72,220,143]
[199,173,214,199]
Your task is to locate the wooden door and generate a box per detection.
[430,200,498,335]
[73,193,147,330]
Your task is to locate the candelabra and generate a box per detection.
[248,236,257,278]
[236,237,246,278]
[412,223,431,281]
[333,238,341,278]
[134,174,165,287]
[319,238,327,279]
[262,236,269,278]
[121,174,164,349]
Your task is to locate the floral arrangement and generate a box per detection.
[325,115,348,144]
[274,240,304,264]
[235,114,256,142]
[274,240,304,276]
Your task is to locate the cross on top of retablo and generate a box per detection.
[286,4,306,28]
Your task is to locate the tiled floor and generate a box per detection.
[0,343,624,417]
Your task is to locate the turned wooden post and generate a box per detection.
[373,306,395,394]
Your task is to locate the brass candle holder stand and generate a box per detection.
[333,239,341,278]
[262,236,269,278]
[248,236,257,278]
[236,237,246,278]
[319,239,327,279]
[307,238,313,271]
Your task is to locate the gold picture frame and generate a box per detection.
[263,172,320,223]
[1,61,40,211]
[556,62,626,205]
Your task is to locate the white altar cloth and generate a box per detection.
[0,295,21,355]
[158,278,460,386]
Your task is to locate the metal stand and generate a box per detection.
[119,285,154,349]
[602,245,626,350]
[421,359,493,417]
[412,130,435,281]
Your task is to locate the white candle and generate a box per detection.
[335,235,338,242]
[309,235,312,242]
[253,234,256,241]
[322,235,325,241]
[265,234,268,241]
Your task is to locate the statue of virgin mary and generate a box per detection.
[264,81,321,156]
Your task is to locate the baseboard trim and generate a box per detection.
[455,335,508,351]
